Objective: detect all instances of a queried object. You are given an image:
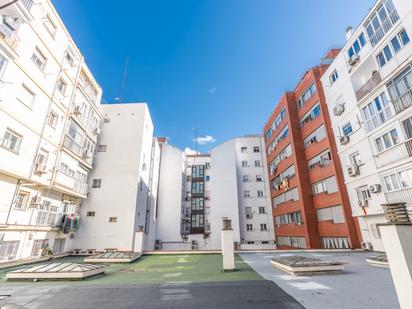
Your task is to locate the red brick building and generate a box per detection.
[263,49,361,249]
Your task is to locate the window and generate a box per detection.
[257,190,264,197]
[329,70,339,84]
[266,107,287,140]
[342,122,353,136]
[57,78,67,94]
[242,175,250,182]
[260,224,267,231]
[362,92,392,132]
[1,129,22,153]
[349,151,362,166]
[399,29,410,45]
[384,174,400,191]
[388,29,410,55]
[241,147,247,153]
[365,0,399,47]
[245,207,252,219]
[304,125,326,148]
[31,48,47,70]
[246,224,253,231]
[35,150,48,173]
[43,14,57,37]
[254,160,261,167]
[253,146,260,153]
[87,212,95,217]
[274,211,302,225]
[92,179,102,188]
[191,198,204,210]
[321,237,350,249]
[267,125,289,155]
[244,190,250,198]
[404,117,412,139]
[308,150,332,169]
[377,44,393,67]
[0,53,7,78]
[256,175,263,182]
[191,214,204,228]
[312,177,338,195]
[0,240,20,260]
[192,165,204,178]
[31,239,48,257]
[15,191,29,210]
[297,83,316,108]
[241,161,248,168]
[17,84,35,108]
[316,205,345,223]
[97,145,107,152]
[374,129,399,152]
[347,33,366,58]
[103,118,110,123]
[357,185,371,200]
[191,182,204,194]
[259,207,265,214]
[47,110,58,128]
[399,169,412,188]
[300,103,321,127]
[65,50,74,66]
[109,217,117,222]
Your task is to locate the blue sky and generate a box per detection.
[55,0,375,152]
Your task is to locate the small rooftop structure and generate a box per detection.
[84,252,142,263]
[6,263,105,281]
[366,253,389,268]
[271,255,344,276]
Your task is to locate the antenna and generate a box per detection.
[118,56,130,103]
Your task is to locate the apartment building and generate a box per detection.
[321,0,412,251]
[155,135,275,251]
[74,103,160,252]
[0,0,102,260]
[263,50,361,250]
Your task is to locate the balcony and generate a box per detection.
[385,187,412,207]
[355,72,382,101]
[375,139,412,168]
[369,10,400,47]
[392,88,412,114]
[0,19,19,53]
[63,136,93,166]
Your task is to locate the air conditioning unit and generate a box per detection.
[358,199,368,207]
[348,54,360,66]
[333,104,345,116]
[73,105,82,114]
[348,164,360,177]
[340,135,350,145]
[95,127,101,135]
[185,196,191,201]
[369,184,381,193]
[30,196,42,205]
[361,241,373,251]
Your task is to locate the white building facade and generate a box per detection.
[154,135,275,251]
[74,103,160,253]
[0,0,102,260]
[321,0,412,251]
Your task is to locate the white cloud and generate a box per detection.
[184,147,199,155]
[195,135,216,145]
[208,86,217,95]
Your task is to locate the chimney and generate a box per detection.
[346,26,353,40]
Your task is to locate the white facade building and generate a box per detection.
[321,0,412,251]
[74,103,160,253]
[155,135,275,251]
[0,0,102,260]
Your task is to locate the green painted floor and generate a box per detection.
[0,254,262,286]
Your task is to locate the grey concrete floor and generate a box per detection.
[240,251,400,309]
[0,280,304,309]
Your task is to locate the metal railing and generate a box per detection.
[382,203,411,224]
[375,139,412,168]
[355,72,382,101]
[392,88,412,114]
[369,10,400,47]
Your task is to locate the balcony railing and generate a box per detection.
[369,10,400,47]
[375,139,412,168]
[385,188,412,207]
[392,88,412,114]
[355,72,382,101]
[0,24,19,51]
[63,136,93,165]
